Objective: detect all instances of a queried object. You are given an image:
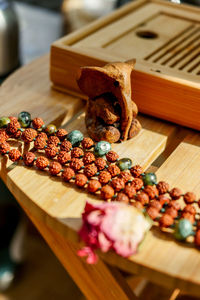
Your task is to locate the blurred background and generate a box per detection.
[0,0,199,299]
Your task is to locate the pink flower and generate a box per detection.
[78,201,151,264]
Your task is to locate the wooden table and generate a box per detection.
[0,54,200,300]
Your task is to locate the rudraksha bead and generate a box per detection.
[0,129,9,142]
[7,119,20,135]
[149,200,162,211]
[60,140,72,152]
[36,156,49,170]
[57,151,71,165]
[47,136,60,146]
[81,137,94,149]
[87,180,101,193]
[34,137,47,150]
[45,146,58,159]
[22,128,37,142]
[95,157,107,171]
[0,141,10,155]
[62,167,75,182]
[98,171,111,184]
[132,201,143,210]
[131,178,143,191]
[111,178,125,192]
[84,164,97,178]
[136,192,149,205]
[168,200,181,211]
[165,207,178,219]
[195,230,200,247]
[107,164,120,177]
[9,149,21,162]
[101,185,114,200]
[156,181,169,194]
[183,192,196,204]
[144,185,158,200]
[56,129,68,140]
[70,158,84,171]
[118,171,131,183]
[83,152,95,165]
[124,185,136,199]
[12,129,21,139]
[130,165,143,178]
[38,132,48,141]
[116,192,129,204]
[49,162,62,176]
[183,204,196,215]
[158,194,170,206]
[32,117,44,129]
[169,187,182,200]
[181,212,195,224]
[159,214,174,228]
[71,147,84,158]
[147,207,159,220]
[75,174,88,187]
[106,151,119,162]
[23,152,36,166]
[8,116,17,122]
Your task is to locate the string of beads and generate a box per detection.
[0,112,200,247]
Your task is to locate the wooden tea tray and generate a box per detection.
[50,0,200,131]
[1,55,200,299]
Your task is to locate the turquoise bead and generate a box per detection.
[116,158,132,171]
[67,130,83,146]
[18,111,31,128]
[94,141,111,157]
[142,172,157,186]
[46,124,57,135]
[174,219,193,241]
[0,117,10,128]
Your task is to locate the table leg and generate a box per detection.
[25,209,138,300]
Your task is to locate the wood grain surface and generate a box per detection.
[0,55,200,298]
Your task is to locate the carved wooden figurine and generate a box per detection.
[77,60,141,143]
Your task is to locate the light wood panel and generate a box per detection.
[1,55,200,298]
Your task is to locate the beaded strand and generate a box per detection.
[0,112,200,247]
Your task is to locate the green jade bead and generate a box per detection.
[174,219,193,241]
[0,117,10,128]
[18,111,31,128]
[117,158,132,171]
[142,172,157,186]
[94,141,111,157]
[67,130,83,146]
[46,124,57,135]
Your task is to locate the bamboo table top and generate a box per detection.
[0,54,200,297]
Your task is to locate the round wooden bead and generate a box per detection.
[130,165,143,178]
[169,188,182,200]
[165,207,178,219]
[22,128,37,142]
[75,174,88,187]
[147,207,159,220]
[84,165,98,177]
[9,149,21,162]
[149,200,162,211]
[118,171,131,183]
[45,146,58,159]
[159,214,174,228]
[183,192,196,204]
[95,157,107,171]
[111,178,125,192]
[158,194,170,206]
[87,180,101,193]
[56,129,68,140]
[70,158,84,171]
[62,167,75,182]
[36,156,49,170]
[49,162,62,176]
[98,171,111,184]
[131,178,143,191]
[124,185,136,199]
[156,181,169,194]
[116,192,129,204]
[183,204,196,215]
[47,136,60,146]
[0,141,10,155]
[0,129,9,142]
[34,136,47,150]
[168,200,181,211]
[71,147,84,158]
[60,140,72,152]
[81,137,94,149]
[144,185,158,199]
[101,185,114,200]
[57,151,71,165]
[106,151,119,162]
[107,164,120,177]
[7,119,21,135]
[23,152,36,166]
[136,192,149,205]
[32,117,44,129]
[83,152,95,165]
